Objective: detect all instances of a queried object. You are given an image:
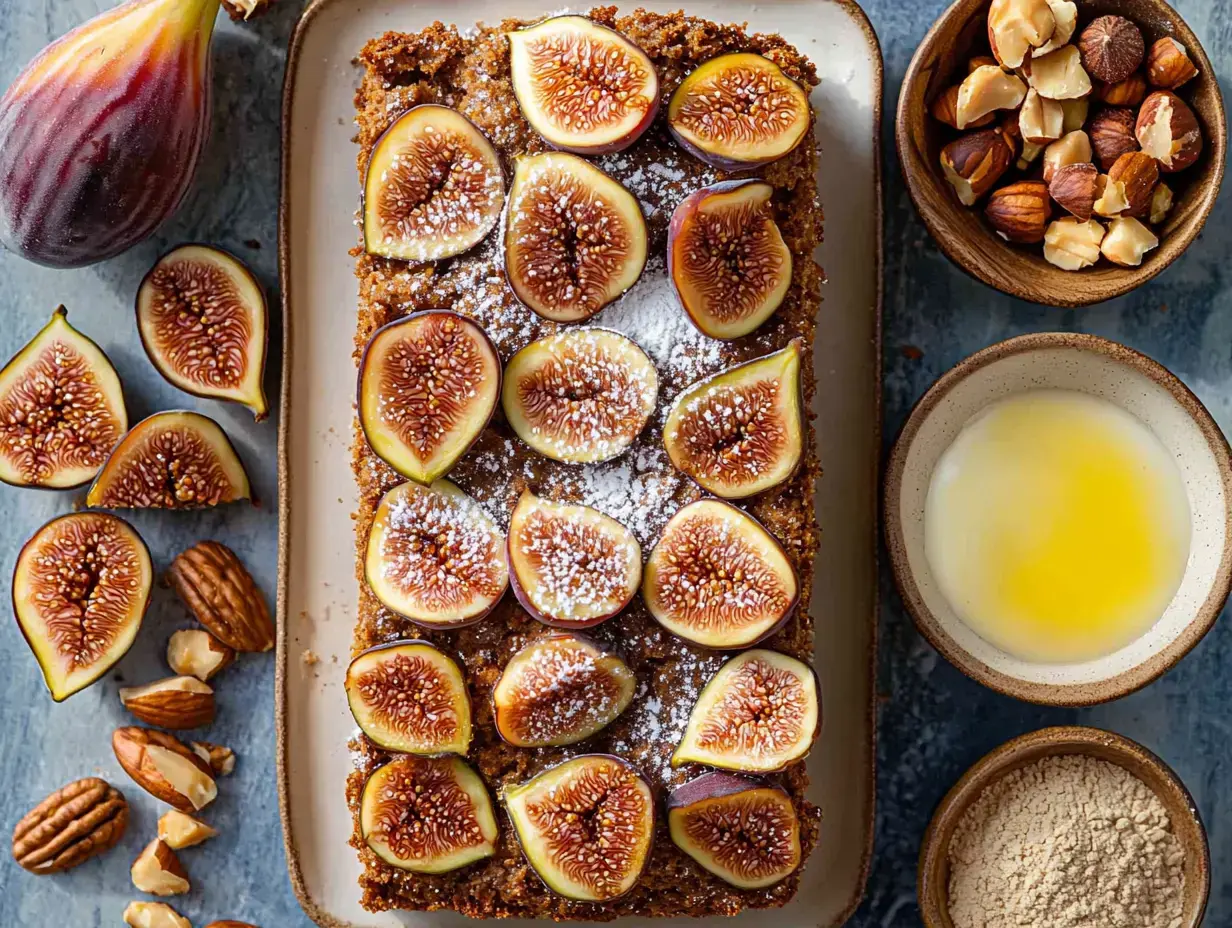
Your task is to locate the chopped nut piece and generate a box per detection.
[1089,107,1140,171]
[167,629,235,682]
[1019,89,1063,143]
[1094,71,1147,106]
[1035,0,1077,55]
[956,66,1027,129]
[1107,151,1160,215]
[1149,182,1174,225]
[1059,98,1088,134]
[191,741,237,777]
[932,85,993,129]
[158,810,219,850]
[1093,175,1129,218]
[940,129,1015,206]
[1078,15,1145,84]
[1146,37,1198,89]
[1049,162,1099,221]
[987,0,1056,70]
[1043,217,1106,270]
[1101,216,1159,266]
[112,727,218,813]
[985,181,1051,243]
[1136,91,1203,172]
[124,902,191,928]
[1018,140,1044,170]
[1042,130,1092,183]
[1027,45,1092,100]
[131,839,189,896]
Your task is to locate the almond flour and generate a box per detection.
[947,754,1186,928]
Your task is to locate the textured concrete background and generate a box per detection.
[0,0,1227,925]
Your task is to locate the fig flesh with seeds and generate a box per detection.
[493,633,636,747]
[0,306,127,489]
[505,152,647,322]
[365,479,508,627]
[136,244,268,420]
[508,490,641,627]
[503,328,657,463]
[669,180,792,339]
[667,772,801,888]
[86,410,251,509]
[673,649,820,773]
[345,640,472,755]
[363,105,505,262]
[504,754,654,901]
[508,16,659,155]
[643,499,798,649]
[668,53,812,171]
[358,311,500,485]
[664,340,804,498]
[361,754,498,873]
[13,512,152,701]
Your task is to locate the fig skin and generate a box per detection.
[136,244,269,420]
[0,305,128,489]
[13,512,153,702]
[508,16,660,155]
[357,311,501,485]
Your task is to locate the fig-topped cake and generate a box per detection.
[347,7,824,919]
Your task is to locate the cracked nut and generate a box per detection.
[1043,217,1106,270]
[940,129,1015,205]
[120,676,215,730]
[1136,91,1203,172]
[1042,130,1092,183]
[1093,174,1129,218]
[1149,182,1174,225]
[12,777,128,874]
[932,85,994,129]
[1035,0,1077,55]
[113,727,218,812]
[1018,140,1044,170]
[987,0,1056,70]
[1089,107,1140,171]
[168,541,273,652]
[1147,37,1198,89]
[1049,162,1100,221]
[167,628,235,682]
[131,839,190,896]
[1107,151,1160,216]
[1060,98,1088,134]
[1026,45,1092,100]
[1078,15,1145,84]
[158,810,219,850]
[1019,89,1063,144]
[956,66,1026,129]
[985,181,1051,243]
[1101,216,1159,266]
[124,902,191,928]
[192,741,237,777]
[1094,71,1147,106]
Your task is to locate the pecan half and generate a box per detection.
[13,777,128,873]
[167,541,274,652]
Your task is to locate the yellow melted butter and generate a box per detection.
[925,389,1191,663]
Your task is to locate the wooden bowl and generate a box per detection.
[918,726,1210,928]
[885,332,1232,704]
[896,0,1225,306]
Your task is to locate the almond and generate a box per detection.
[12,777,128,873]
[158,810,219,849]
[131,839,190,896]
[120,676,215,729]
[167,628,235,681]
[112,727,218,812]
[124,902,191,928]
[167,541,273,652]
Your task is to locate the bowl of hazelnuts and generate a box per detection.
[896,0,1225,306]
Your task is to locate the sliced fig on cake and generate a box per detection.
[664,340,804,499]
[672,649,820,773]
[346,640,472,755]
[14,512,152,701]
[365,479,508,628]
[85,411,251,509]
[667,772,801,888]
[668,53,812,171]
[493,633,636,747]
[358,311,500,484]
[505,152,647,322]
[0,306,127,489]
[504,754,654,901]
[643,499,798,649]
[361,755,498,873]
[503,328,657,463]
[363,105,505,262]
[508,490,641,627]
[508,15,659,155]
[669,180,792,339]
[136,245,269,420]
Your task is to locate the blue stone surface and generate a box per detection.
[0,0,1227,925]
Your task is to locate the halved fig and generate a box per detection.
[493,634,636,747]
[504,754,654,901]
[664,340,804,498]
[672,649,820,773]
[361,754,498,873]
[508,16,659,155]
[0,306,127,489]
[85,411,251,509]
[363,105,505,262]
[667,772,801,888]
[136,245,269,420]
[365,479,508,627]
[508,490,641,627]
[643,499,798,649]
[345,640,472,755]
[669,181,792,339]
[668,53,812,171]
[358,312,500,484]
[505,152,647,322]
[13,512,152,701]
[503,328,657,463]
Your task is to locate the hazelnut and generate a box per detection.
[1107,151,1160,215]
[932,85,994,129]
[1146,36,1198,89]
[1149,182,1174,225]
[131,839,190,896]
[1026,45,1092,100]
[1136,90,1203,172]
[987,0,1056,70]
[1036,0,1078,56]
[1059,98,1088,134]
[1042,129,1092,183]
[940,129,1016,206]
[1017,140,1045,170]
[1049,162,1100,221]
[968,55,1000,73]
[1019,89,1064,144]
[1093,174,1130,218]
[1088,107,1140,171]
[1043,217,1106,270]
[956,66,1027,129]
[1100,216,1159,266]
[1094,71,1147,107]
[985,181,1051,243]
[1078,15,1145,84]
